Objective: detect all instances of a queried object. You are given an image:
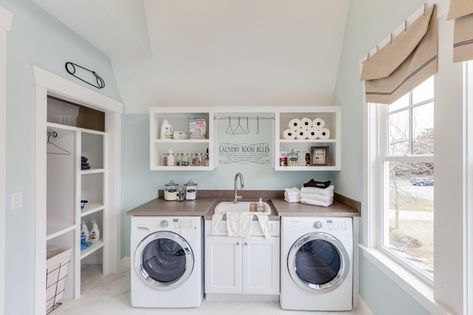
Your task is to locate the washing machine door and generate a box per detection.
[134,231,194,290]
[288,232,349,292]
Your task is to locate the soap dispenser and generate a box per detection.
[257,198,265,212]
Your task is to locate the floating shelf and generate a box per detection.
[46,224,76,241]
[150,166,214,171]
[274,166,341,171]
[81,240,104,260]
[81,202,105,217]
[81,169,105,175]
[278,139,336,143]
[154,139,210,144]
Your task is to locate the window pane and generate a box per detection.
[386,161,434,277]
[389,94,409,112]
[413,76,434,104]
[389,110,410,155]
[413,103,434,155]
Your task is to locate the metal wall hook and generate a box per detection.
[47,130,71,156]
[234,116,246,135]
[226,116,234,135]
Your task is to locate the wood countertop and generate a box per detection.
[271,199,360,217]
[127,198,217,216]
[127,192,360,218]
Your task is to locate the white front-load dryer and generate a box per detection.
[130,216,203,308]
[281,217,353,311]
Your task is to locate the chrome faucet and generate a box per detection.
[233,172,245,203]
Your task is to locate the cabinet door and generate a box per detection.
[205,236,242,294]
[242,237,280,295]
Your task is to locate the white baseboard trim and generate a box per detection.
[358,298,375,315]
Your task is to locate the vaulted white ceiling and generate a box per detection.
[33,0,350,112]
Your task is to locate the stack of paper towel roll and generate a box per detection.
[283,118,330,140]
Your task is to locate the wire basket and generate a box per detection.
[46,248,72,314]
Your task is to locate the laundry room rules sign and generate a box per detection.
[218,143,271,165]
[216,117,273,166]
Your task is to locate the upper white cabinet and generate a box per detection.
[149,108,214,171]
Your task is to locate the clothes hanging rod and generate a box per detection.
[214,115,274,120]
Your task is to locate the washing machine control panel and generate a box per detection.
[313,221,323,229]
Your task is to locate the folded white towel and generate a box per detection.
[300,185,335,198]
[300,192,333,203]
[301,185,334,193]
[301,198,333,207]
[285,187,301,193]
[211,212,224,235]
[226,212,253,238]
[285,198,301,203]
[255,214,271,239]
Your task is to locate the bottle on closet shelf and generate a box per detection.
[196,153,202,166]
[183,153,189,166]
[161,153,168,166]
[81,222,89,241]
[89,221,100,242]
[176,153,182,166]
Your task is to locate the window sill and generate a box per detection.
[359,245,451,315]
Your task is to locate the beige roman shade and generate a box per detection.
[448,0,473,62]
[361,5,438,104]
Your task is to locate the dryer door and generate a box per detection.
[288,232,349,292]
[134,231,194,290]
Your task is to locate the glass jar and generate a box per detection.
[185,180,198,200]
[164,180,178,201]
[288,149,299,167]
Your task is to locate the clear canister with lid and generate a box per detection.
[164,180,178,201]
[184,180,198,200]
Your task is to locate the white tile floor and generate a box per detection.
[55,267,365,315]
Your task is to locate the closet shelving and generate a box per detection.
[149,108,214,171]
[46,121,107,303]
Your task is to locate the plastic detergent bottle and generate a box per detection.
[161,119,173,140]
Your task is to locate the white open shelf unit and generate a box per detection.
[149,106,341,172]
[46,122,107,302]
[149,108,215,171]
[274,107,341,171]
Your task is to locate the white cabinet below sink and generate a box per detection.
[205,235,280,296]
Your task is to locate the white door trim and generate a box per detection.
[33,66,122,315]
[0,6,12,315]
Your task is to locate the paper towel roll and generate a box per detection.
[313,118,326,128]
[301,118,313,129]
[295,129,308,140]
[307,128,320,140]
[319,128,331,139]
[288,118,302,129]
[283,129,297,139]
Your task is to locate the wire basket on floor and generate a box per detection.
[46,248,72,314]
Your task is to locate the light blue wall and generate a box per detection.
[121,114,335,256]
[334,0,430,314]
[1,0,121,314]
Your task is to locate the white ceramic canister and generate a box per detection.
[185,180,198,200]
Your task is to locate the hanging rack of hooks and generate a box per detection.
[47,130,71,156]
[214,115,274,136]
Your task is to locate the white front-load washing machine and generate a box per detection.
[130,216,203,308]
[281,217,353,311]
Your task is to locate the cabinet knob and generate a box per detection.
[244,242,248,246]
[236,242,240,245]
